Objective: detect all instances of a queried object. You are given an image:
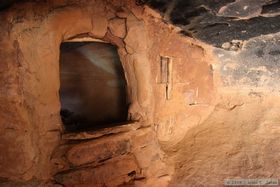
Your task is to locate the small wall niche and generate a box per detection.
[159,56,172,100]
[59,42,129,132]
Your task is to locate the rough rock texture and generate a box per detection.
[168,91,280,186]
[0,0,210,186]
[0,0,157,184]
[216,33,280,88]
[2,0,280,187]
[143,0,280,47]
[52,126,170,187]
[109,18,127,38]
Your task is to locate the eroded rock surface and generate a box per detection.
[169,91,280,186]
[52,126,170,187]
[143,0,280,47]
[1,0,280,187]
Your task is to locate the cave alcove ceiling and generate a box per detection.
[2,0,280,48]
[139,0,280,47]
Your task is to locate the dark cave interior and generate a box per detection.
[59,42,128,132]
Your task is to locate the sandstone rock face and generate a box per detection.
[52,127,169,187]
[55,155,139,187]
[0,1,175,185]
[66,137,131,167]
[108,18,127,38]
[90,15,108,39]
[169,92,280,186]
[144,0,280,47]
[2,0,280,187]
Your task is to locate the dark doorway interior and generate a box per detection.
[59,42,128,132]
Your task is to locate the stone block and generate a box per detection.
[90,15,108,38]
[108,18,126,38]
[66,136,131,167]
[55,155,139,187]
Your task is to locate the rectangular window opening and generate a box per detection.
[59,42,130,132]
[159,56,172,100]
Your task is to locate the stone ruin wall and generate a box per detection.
[0,0,214,186]
[3,0,280,186]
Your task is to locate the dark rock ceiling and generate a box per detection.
[0,0,18,10]
[141,0,280,47]
[1,0,280,48]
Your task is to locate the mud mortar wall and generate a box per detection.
[0,0,214,185]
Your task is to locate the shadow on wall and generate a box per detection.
[59,42,128,132]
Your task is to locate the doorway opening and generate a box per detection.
[59,42,129,132]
